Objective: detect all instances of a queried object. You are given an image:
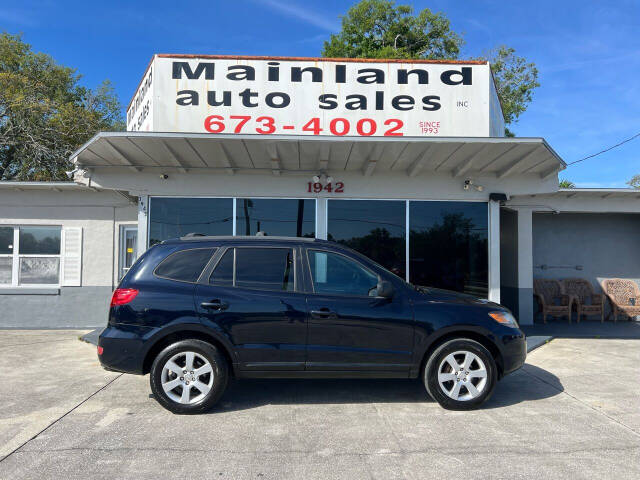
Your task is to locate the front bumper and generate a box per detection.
[499,329,527,376]
[98,324,155,374]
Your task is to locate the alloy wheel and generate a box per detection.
[437,350,488,401]
[161,351,214,404]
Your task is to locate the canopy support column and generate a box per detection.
[488,200,501,304]
[516,208,534,325]
[316,198,328,240]
[137,194,149,257]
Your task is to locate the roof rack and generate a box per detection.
[177,235,318,242]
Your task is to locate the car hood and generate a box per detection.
[414,285,502,309]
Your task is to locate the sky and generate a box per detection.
[2,0,639,187]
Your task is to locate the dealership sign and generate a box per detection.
[126,55,504,137]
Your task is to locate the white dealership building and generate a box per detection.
[1,55,638,328]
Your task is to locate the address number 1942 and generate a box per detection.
[307,182,344,193]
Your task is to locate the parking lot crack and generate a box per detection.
[0,373,124,463]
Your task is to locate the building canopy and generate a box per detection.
[72,132,564,179]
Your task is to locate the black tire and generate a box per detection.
[150,339,228,414]
[424,338,497,411]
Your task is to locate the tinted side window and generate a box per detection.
[155,248,215,282]
[209,249,234,287]
[235,248,294,291]
[308,250,378,296]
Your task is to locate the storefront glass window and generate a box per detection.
[327,200,406,278]
[236,199,315,237]
[409,201,488,297]
[149,198,233,245]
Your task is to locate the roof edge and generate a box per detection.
[0,181,88,189]
[558,187,640,193]
[156,54,486,65]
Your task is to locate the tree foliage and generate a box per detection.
[481,46,539,126]
[627,174,640,189]
[322,0,463,59]
[322,0,539,130]
[558,179,575,188]
[0,33,124,180]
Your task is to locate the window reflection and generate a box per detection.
[149,198,233,245]
[308,250,378,296]
[327,200,406,278]
[19,227,61,254]
[236,199,315,237]
[410,201,488,297]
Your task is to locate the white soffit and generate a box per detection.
[71,132,565,179]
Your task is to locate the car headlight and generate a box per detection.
[489,311,519,328]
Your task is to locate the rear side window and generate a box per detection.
[154,248,216,283]
[209,247,294,291]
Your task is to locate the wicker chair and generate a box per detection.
[562,278,604,323]
[601,278,640,322]
[533,278,575,324]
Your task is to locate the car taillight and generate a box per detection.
[97,346,104,355]
[110,288,139,307]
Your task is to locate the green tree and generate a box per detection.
[559,179,575,188]
[481,46,540,126]
[627,175,640,189]
[0,33,124,180]
[322,0,463,59]
[322,0,539,131]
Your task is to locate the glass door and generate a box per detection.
[119,226,138,280]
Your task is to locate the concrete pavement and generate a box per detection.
[0,330,638,479]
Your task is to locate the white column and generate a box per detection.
[137,194,149,257]
[488,200,501,303]
[315,197,328,239]
[516,208,534,325]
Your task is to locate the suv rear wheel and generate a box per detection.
[424,338,497,410]
[150,339,228,414]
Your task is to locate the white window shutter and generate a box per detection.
[62,227,82,286]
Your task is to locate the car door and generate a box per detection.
[304,248,414,373]
[194,245,307,371]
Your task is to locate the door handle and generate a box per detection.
[201,300,229,311]
[310,308,336,319]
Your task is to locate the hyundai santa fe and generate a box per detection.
[98,235,526,413]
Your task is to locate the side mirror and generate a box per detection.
[376,279,395,298]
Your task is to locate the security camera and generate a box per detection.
[160,174,169,180]
[65,168,79,179]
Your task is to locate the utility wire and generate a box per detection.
[567,132,640,166]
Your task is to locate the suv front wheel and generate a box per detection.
[424,338,497,410]
[150,339,228,414]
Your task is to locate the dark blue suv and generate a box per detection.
[98,236,525,413]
